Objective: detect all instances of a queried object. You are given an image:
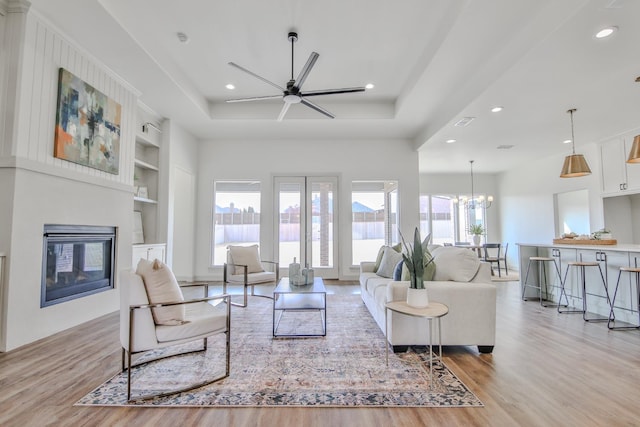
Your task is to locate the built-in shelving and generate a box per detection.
[133,103,164,248]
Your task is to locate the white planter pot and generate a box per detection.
[406,287,429,308]
[473,235,481,246]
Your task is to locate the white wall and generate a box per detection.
[0,7,138,351]
[194,139,420,281]
[163,120,199,280]
[498,142,604,268]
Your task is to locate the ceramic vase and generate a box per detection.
[473,235,481,246]
[406,287,429,308]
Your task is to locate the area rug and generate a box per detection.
[76,294,482,408]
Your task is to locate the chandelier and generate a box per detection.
[453,160,493,210]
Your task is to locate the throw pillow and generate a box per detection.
[376,246,404,278]
[136,258,186,326]
[373,244,402,272]
[228,245,265,275]
[373,246,386,273]
[431,246,480,282]
[392,260,404,281]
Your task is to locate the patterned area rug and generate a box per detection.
[76,294,482,407]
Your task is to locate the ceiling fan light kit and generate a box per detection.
[227,31,366,121]
[560,108,592,178]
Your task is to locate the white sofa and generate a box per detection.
[359,246,497,353]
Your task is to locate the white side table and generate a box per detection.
[385,301,449,388]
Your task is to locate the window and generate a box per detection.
[351,181,399,265]
[420,194,487,244]
[212,181,261,265]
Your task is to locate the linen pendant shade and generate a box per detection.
[560,108,591,178]
[626,135,640,163]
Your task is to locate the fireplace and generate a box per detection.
[41,224,116,307]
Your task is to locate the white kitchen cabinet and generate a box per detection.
[132,243,166,266]
[600,136,640,195]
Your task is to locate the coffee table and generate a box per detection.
[385,301,449,389]
[273,277,327,337]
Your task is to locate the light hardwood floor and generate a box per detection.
[1,279,639,427]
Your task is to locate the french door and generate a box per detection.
[274,176,338,278]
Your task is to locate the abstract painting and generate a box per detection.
[54,68,121,174]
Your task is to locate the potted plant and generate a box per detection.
[469,224,484,246]
[400,227,434,308]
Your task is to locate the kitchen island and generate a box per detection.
[517,242,640,324]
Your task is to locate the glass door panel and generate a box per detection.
[310,179,335,270]
[275,176,338,278]
[277,179,304,271]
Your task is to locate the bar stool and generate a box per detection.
[522,256,562,307]
[558,259,613,322]
[608,266,640,330]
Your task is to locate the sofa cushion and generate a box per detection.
[376,246,403,278]
[365,276,389,297]
[431,246,480,282]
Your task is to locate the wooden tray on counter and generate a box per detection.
[552,238,617,245]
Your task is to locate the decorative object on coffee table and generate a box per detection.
[400,227,433,308]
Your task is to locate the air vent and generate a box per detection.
[454,117,475,127]
[497,145,514,150]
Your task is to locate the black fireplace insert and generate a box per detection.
[41,224,116,307]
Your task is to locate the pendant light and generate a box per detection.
[560,108,591,178]
[626,135,640,163]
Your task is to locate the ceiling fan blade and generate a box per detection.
[293,52,319,91]
[301,87,366,97]
[228,62,285,92]
[277,102,292,122]
[300,97,335,119]
[226,95,282,103]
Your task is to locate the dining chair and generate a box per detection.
[499,243,509,275]
[482,243,502,277]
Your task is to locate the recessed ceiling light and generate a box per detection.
[365,83,375,90]
[491,106,503,113]
[595,26,617,39]
[446,139,456,144]
[563,139,572,144]
[225,84,235,90]
[176,32,190,44]
[497,144,514,150]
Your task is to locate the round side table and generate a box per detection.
[385,301,449,389]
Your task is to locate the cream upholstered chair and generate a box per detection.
[223,244,279,307]
[120,261,231,402]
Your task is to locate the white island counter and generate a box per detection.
[517,243,640,324]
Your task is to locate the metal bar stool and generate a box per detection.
[558,255,614,322]
[608,266,640,330]
[522,256,562,307]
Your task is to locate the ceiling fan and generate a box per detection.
[227,31,366,121]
